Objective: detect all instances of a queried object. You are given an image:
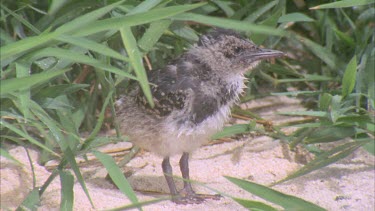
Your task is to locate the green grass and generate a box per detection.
[1,0,374,210]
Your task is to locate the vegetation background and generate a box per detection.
[1,0,374,210]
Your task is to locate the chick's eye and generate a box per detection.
[223,46,243,58]
[234,46,242,54]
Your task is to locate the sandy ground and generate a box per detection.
[1,96,374,211]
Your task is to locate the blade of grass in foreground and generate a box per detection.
[1,4,41,34]
[296,35,338,69]
[232,197,278,211]
[138,19,172,53]
[225,176,325,211]
[56,35,129,62]
[310,0,374,9]
[0,68,70,95]
[278,12,315,23]
[120,27,153,107]
[15,62,31,121]
[75,3,206,37]
[244,0,278,22]
[341,56,357,98]
[30,48,136,80]
[125,0,162,15]
[0,1,124,60]
[31,103,94,208]
[0,120,59,157]
[107,198,169,211]
[250,4,282,45]
[211,124,251,140]
[64,147,94,207]
[278,111,327,117]
[303,126,357,144]
[0,147,23,165]
[59,170,74,211]
[93,151,140,208]
[54,0,125,33]
[173,13,286,36]
[16,188,40,211]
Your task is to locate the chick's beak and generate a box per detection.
[246,48,285,62]
[235,48,285,73]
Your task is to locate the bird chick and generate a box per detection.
[116,28,284,204]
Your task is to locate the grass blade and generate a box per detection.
[0,31,57,61]
[244,0,278,22]
[82,90,113,149]
[211,124,251,140]
[75,3,206,37]
[310,0,375,9]
[333,28,355,47]
[138,20,172,53]
[1,4,41,34]
[225,176,325,211]
[60,170,74,211]
[93,151,139,206]
[55,0,125,33]
[173,13,286,36]
[232,197,278,211]
[30,48,136,80]
[297,35,338,69]
[304,126,356,144]
[0,147,23,165]
[107,198,168,211]
[271,90,323,97]
[120,27,153,107]
[251,6,282,44]
[362,138,375,155]
[278,12,315,23]
[342,56,357,98]
[30,101,83,202]
[56,35,129,62]
[274,140,370,184]
[0,120,59,157]
[126,0,162,15]
[0,68,70,95]
[15,62,31,120]
[0,1,123,60]
[64,147,94,207]
[33,84,89,99]
[212,0,235,17]
[278,111,327,117]
[29,101,70,150]
[16,188,40,211]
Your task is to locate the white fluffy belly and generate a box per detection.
[151,104,232,157]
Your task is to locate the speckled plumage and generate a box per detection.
[115,28,284,203]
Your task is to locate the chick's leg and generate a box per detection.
[178,152,221,204]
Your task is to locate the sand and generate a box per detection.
[1,96,374,211]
